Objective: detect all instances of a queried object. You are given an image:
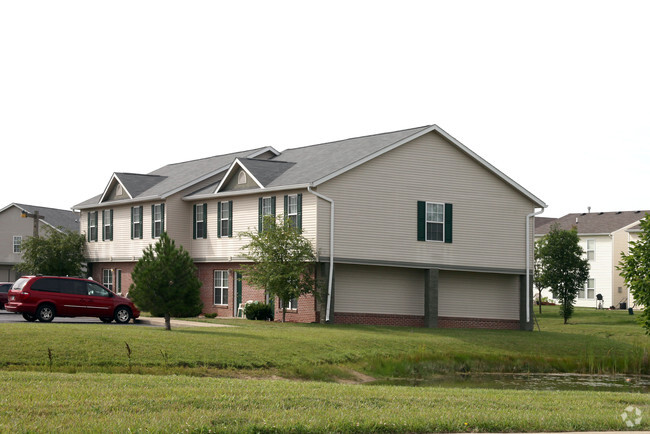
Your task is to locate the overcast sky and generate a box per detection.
[1,1,648,218]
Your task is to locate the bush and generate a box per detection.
[244,302,274,321]
[204,313,217,319]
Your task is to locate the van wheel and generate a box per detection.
[22,313,37,322]
[37,304,55,322]
[99,317,113,323]
[114,306,131,324]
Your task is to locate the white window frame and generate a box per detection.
[287,194,298,228]
[153,204,163,238]
[103,269,114,291]
[13,236,22,253]
[261,197,273,231]
[578,278,595,299]
[103,209,112,241]
[132,207,142,239]
[195,205,205,239]
[89,212,98,242]
[586,239,595,261]
[282,297,298,310]
[220,201,230,237]
[214,270,229,306]
[426,202,445,242]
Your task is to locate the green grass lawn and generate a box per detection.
[0,306,648,432]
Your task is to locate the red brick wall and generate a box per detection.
[90,262,135,295]
[438,316,520,330]
[334,312,520,329]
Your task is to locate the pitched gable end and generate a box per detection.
[99,174,132,203]
[214,159,265,194]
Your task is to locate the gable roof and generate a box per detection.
[536,210,650,236]
[76,125,547,210]
[1,203,80,233]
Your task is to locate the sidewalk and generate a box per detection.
[137,317,234,328]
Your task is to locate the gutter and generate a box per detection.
[526,208,545,324]
[307,186,334,322]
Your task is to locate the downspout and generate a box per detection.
[307,186,334,322]
[526,208,545,323]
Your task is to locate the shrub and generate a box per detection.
[244,302,274,321]
[204,313,217,319]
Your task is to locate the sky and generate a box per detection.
[1,1,649,218]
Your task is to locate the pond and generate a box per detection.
[373,373,650,393]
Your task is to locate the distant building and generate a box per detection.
[535,210,650,309]
[0,203,80,281]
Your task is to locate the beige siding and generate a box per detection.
[439,270,520,320]
[315,131,536,272]
[334,264,424,315]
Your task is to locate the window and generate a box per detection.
[87,282,111,297]
[131,206,143,239]
[258,196,276,231]
[152,204,165,238]
[586,239,595,261]
[13,236,22,253]
[103,269,114,291]
[193,203,207,239]
[102,209,113,241]
[417,201,453,243]
[88,211,98,242]
[284,194,302,229]
[218,201,233,238]
[578,278,595,299]
[281,297,298,310]
[214,270,229,305]
[237,171,247,185]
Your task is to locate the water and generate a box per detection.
[374,373,650,393]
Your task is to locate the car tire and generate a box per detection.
[36,304,55,322]
[99,317,113,323]
[114,306,131,324]
[22,313,37,322]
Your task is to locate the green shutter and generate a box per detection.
[228,200,233,238]
[139,206,144,239]
[192,204,197,239]
[297,193,302,231]
[160,204,164,236]
[109,209,113,241]
[87,212,91,242]
[444,203,453,244]
[283,195,288,221]
[258,197,263,232]
[202,203,208,239]
[151,205,155,238]
[130,208,134,240]
[271,196,276,216]
[417,201,426,241]
[101,210,105,241]
[217,202,222,238]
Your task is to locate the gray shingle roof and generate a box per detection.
[536,211,650,235]
[13,203,80,233]
[237,158,296,187]
[115,173,167,197]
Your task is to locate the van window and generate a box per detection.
[60,280,88,295]
[0,283,11,293]
[30,278,61,293]
[12,278,29,291]
[87,283,111,297]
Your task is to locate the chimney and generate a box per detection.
[588,206,591,214]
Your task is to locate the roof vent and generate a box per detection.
[598,212,604,215]
[616,211,622,215]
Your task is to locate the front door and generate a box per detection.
[236,272,242,310]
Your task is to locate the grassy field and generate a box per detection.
[0,306,648,432]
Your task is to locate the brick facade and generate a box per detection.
[334,312,520,329]
[438,316,520,330]
[90,262,136,296]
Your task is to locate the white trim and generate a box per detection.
[311,124,547,208]
[425,202,445,242]
[182,183,311,202]
[213,270,229,306]
[214,158,265,194]
[99,173,133,204]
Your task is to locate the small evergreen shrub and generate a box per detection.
[244,302,274,321]
[204,313,217,319]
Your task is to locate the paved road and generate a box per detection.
[0,309,152,326]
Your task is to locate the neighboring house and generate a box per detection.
[535,211,650,309]
[0,203,80,281]
[74,125,546,329]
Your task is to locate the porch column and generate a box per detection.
[424,268,439,328]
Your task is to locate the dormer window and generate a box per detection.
[237,171,247,185]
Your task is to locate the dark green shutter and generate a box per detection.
[444,203,453,244]
[202,203,208,238]
[297,193,302,231]
[217,202,222,238]
[228,200,233,237]
[88,212,91,242]
[192,204,197,239]
[109,209,113,240]
[101,210,105,241]
[283,195,288,220]
[417,201,426,241]
[130,208,134,239]
[271,196,276,216]
[160,204,164,235]
[151,205,155,238]
[258,197,263,232]
[139,206,144,239]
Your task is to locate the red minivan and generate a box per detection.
[5,276,140,323]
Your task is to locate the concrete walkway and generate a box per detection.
[137,317,234,328]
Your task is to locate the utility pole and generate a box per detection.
[21,210,45,238]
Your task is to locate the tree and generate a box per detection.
[534,223,590,324]
[128,232,203,330]
[239,215,318,322]
[618,213,650,334]
[15,226,86,277]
